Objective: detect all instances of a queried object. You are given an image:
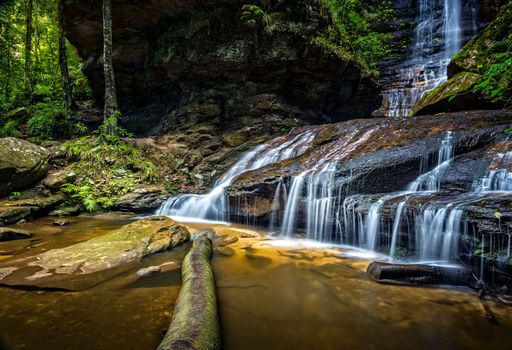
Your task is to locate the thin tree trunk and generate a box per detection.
[102,0,118,135]
[58,1,75,111]
[24,0,34,96]
[2,17,12,102]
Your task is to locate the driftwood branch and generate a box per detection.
[157,235,220,350]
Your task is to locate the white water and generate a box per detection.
[358,131,456,258]
[473,151,512,192]
[382,0,468,117]
[156,130,315,221]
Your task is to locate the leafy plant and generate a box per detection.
[241,4,265,24]
[61,123,157,212]
[0,120,22,138]
[8,192,21,201]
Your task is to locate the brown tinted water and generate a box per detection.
[0,216,511,350]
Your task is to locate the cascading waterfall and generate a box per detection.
[382,0,469,117]
[473,151,512,192]
[357,131,457,260]
[156,130,315,221]
[274,127,379,241]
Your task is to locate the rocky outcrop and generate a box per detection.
[61,0,380,136]
[413,2,512,115]
[0,227,32,241]
[113,186,168,213]
[0,195,65,226]
[42,169,77,192]
[0,138,49,197]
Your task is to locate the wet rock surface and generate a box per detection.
[0,138,50,196]
[413,2,512,115]
[0,216,190,289]
[227,110,512,223]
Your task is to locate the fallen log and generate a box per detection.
[157,234,220,350]
[367,261,472,286]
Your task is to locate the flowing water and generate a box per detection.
[156,130,315,222]
[381,0,471,117]
[1,216,512,349]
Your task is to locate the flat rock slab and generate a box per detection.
[0,227,32,241]
[0,216,190,290]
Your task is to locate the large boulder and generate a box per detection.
[113,186,168,213]
[0,138,50,196]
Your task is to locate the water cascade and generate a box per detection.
[156,130,315,221]
[349,131,457,260]
[382,0,472,117]
[473,151,512,192]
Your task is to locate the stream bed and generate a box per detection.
[0,215,511,350]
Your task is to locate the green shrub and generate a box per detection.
[62,129,157,211]
[8,191,21,201]
[0,120,22,138]
[27,99,66,139]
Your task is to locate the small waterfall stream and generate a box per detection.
[381,0,474,117]
[156,130,315,222]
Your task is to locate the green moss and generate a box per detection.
[412,72,482,115]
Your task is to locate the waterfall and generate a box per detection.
[382,0,469,117]
[408,131,454,191]
[416,204,463,261]
[156,130,315,221]
[473,151,512,192]
[357,131,456,256]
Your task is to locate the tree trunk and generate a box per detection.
[58,1,75,111]
[157,235,221,350]
[367,261,472,286]
[102,0,118,135]
[24,0,34,96]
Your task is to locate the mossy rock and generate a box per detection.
[412,72,483,116]
[0,138,50,196]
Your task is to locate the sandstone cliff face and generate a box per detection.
[62,0,380,136]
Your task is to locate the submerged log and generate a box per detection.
[158,235,220,350]
[367,261,472,286]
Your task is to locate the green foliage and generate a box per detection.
[73,121,88,136]
[473,37,512,103]
[241,0,392,76]
[493,209,503,220]
[240,4,265,24]
[0,119,22,137]
[0,0,91,135]
[26,99,66,139]
[62,128,157,211]
[8,191,21,201]
[320,0,393,75]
